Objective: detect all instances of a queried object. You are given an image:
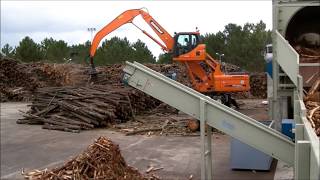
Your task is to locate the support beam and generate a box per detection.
[200,98,206,180]
[206,125,213,180]
[295,140,311,179]
[199,99,213,180]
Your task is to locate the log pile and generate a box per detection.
[0,57,38,101]
[22,137,157,180]
[304,78,320,136]
[249,73,267,98]
[96,63,192,87]
[1,57,267,102]
[87,63,267,99]
[293,41,320,136]
[17,85,160,132]
[0,57,36,89]
[146,63,192,87]
[294,46,320,63]
[95,64,126,85]
[306,101,320,136]
[293,45,320,87]
[39,63,91,86]
[222,62,243,72]
[0,57,89,102]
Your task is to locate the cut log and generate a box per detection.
[42,124,80,133]
[125,128,162,136]
[187,119,200,132]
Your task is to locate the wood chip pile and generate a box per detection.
[22,137,157,180]
[17,85,160,132]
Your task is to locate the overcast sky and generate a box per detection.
[1,1,272,57]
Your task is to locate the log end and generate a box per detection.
[187,119,200,132]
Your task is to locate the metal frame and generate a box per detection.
[273,1,320,179]
[123,61,295,180]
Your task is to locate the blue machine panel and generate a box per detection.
[282,119,295,140]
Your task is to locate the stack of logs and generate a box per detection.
[0,57,38,101]
[17,85,160,132]
[0,57,89,102]
[249,73,267,98]
[22,137,156,180]
[146,63,192,87]
[1,57,268,102]
[96,63,192,87]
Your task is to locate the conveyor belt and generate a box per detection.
[123,61,295,166]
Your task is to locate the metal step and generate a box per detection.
[123,61,295,166]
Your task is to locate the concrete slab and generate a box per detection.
[274,161,294,180]
[1,102,277,179]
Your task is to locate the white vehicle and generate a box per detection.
[264,44,273,63]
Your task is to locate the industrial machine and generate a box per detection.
[118,2,320,179]
[272,1,319,179]
[88,9,250,107]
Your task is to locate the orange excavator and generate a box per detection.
[89,8,250,107]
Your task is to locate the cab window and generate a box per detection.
[174,34,199,57]
[177,35,190,47]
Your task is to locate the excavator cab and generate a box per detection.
[173,32,207,61]
[173,32,200,56]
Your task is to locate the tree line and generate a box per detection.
[1,36,156,65]
[1,21,271,72]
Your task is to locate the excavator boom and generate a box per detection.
[90,9,174,58]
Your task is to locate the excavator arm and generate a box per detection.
[90,8,174,60]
